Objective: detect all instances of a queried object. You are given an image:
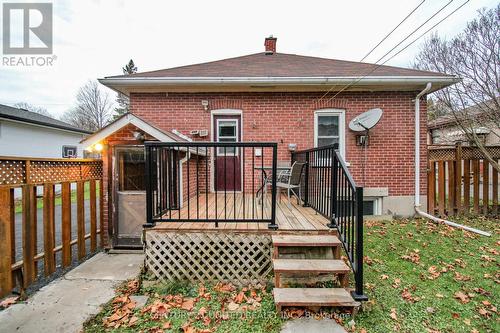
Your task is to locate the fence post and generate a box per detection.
[0,188,13,298]
[352,186,367,301]
[454,142,462,214]
[328,149,338,228]
[268,143,279,230]
[144,145,154,229]
[303,152,310,207]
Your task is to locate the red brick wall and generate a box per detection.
[129,91,427,197]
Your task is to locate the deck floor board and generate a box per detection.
[155,193,331,232]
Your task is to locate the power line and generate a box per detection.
[372,0,454,65]
[324,0,469,103]
[360,0,427,62]
[317,0,436,103]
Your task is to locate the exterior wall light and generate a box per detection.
[201,100,209,112]
[94,143,104,152]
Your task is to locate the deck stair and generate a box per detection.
[271,235,360,312]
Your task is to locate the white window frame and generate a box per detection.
[363,197,382,216]
[314,109,346,158]
[215,118,239,156]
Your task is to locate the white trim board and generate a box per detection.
[314,109,346,158]
[80,113,176,148]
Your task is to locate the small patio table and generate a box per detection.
[254,166,291,202]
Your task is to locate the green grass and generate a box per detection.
[83,216,498,333]
[354,216,499,333]
[84,280,284,333]
[14,182,99,213]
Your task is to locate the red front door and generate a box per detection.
[214,115,241,191]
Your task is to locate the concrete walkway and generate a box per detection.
[0,252,143,333]
[281,318,348,333]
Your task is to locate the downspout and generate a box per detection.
[179,151,190,209]
[413,83,491,237]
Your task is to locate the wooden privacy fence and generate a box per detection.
[427,144,500,217]
[0,156,103,298]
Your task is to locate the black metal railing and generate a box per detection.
[292,144,367,301]
[145,142,278,229]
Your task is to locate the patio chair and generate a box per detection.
[276,161,306,209]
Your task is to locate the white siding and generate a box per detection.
[0,119,87,158]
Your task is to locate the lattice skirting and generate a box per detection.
[145,231,273,284]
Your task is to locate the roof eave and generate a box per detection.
[99,76,460,94]
[0,114,93,134]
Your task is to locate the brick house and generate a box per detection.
[82,37,457,248]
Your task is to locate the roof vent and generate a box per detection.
[264,36,277,55]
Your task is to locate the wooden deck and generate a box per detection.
[153,193,331,232]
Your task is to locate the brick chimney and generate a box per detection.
[264,36,277,54]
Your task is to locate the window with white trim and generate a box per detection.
[314,110,345,157]
[216,119,238,155]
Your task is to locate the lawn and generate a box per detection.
[355,216,499,333]
[83,216,498,333]
[84,280,284,333]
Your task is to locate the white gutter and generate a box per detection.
[413,83,491,237]
[99,76,459,87]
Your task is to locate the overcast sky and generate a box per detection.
[0,0,497,117]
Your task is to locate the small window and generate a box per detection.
[216,119,238,155]
[62,146,77,158]
[363,200,375,215]
[117,148,145,191]
[315,110,345,157]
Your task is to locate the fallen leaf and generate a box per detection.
[454,291,470,304]
[426,307,436,314]
[181,298,195,311]
[227,301,239,311]
[0,296,18,308]
[128,316,139,326]
[380,274,389,280]
[182,323,197,333]
[390,308,397,320]
[198,306,208,316]
[234,291,246,304]
[435,293,444,298]
[477,307,491,318]
[162,321,172,329]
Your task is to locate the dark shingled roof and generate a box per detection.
[0,104,92,134]
[107,52,452,79]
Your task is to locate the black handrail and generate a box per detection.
[292,144,367,301]
[144,141,278,229]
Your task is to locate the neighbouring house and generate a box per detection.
[0,104,92,158]
[82,36,458,249]
[428,99,500,146]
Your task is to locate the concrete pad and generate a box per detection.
[281,318,347,333]
[0,278,116,333]
[65,252,143,281]
[0,253,144,333]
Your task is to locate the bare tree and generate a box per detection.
[414,5,500,171]
[14,102,52,117]
[62,80,113,132]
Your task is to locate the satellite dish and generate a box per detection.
[349,108,383,132]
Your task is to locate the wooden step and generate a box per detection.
[273,288,359,311]
[272,235,341,247]
[273,259,350,287]
[273,259,350,274]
